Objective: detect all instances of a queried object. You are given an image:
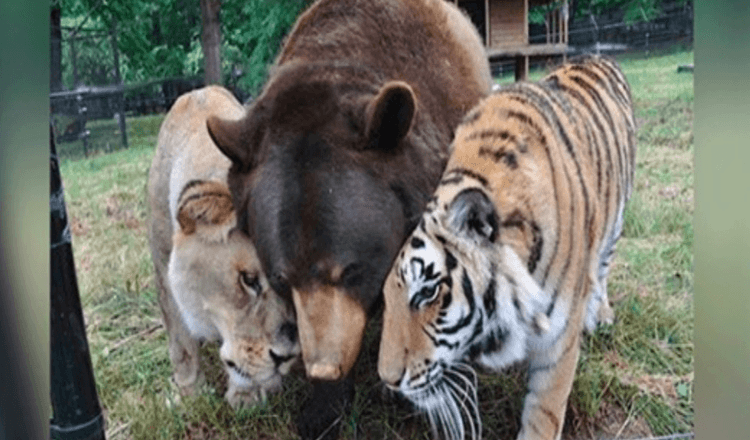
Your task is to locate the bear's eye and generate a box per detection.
[239,271,262,296]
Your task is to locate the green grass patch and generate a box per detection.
[61,48,693,440]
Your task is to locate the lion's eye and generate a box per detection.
[239,271,262,296]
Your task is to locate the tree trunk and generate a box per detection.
[200,0,222,85]
[50,6,63,92]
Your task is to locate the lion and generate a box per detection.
[147,85,300,408]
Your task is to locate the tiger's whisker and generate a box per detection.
[443,371,481,440]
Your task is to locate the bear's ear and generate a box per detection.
[207,106,264,170]
[176,180,236,242]
[365,81,416,152]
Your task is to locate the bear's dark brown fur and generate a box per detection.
[207,0,491,438]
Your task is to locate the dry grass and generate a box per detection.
[58,48,694,440]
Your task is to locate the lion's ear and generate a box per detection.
[176,180,236,242]
[365,81,416,152]
[207,106,263,170]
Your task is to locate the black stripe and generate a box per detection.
[548,76,613,243]
[467,325,507,359]
[570,75,624,197]
[505,109,560,289]
[569,74,626,247]
[540,406,561,435]
[461,108,482,125]
[423,326,460,349]
[179,191,232,207]
[445,250,457,271]
[444,167,489,188]
[440,269,475,335]
[483,277,497,318]
[478,145,519,169]
[439,174,464,186]
[410,237,425,249]
[465,129,516,144]
[507,88,582,294]
[535,83,594,305]
[528,221,543,274]
[178,179,208,201]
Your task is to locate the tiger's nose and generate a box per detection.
[378,365,405,389]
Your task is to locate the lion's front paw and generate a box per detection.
[225,375,282,410]
[225,385,263,409]
[167,371,207,408]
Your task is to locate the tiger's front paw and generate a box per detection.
[597,299,615,326]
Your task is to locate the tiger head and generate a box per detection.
[378,176,551,439]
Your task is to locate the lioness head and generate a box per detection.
[167,179,300,403]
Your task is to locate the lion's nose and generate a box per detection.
[279,321,298,344]
[269,350,295,368]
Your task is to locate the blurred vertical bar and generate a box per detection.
[49,123,106,440]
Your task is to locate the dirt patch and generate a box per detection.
[70,215,90,236]
[565,398,653,440]
[104,196,143,230]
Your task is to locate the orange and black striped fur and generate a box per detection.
[378,55,636,440]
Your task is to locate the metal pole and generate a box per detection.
[50,123,107,440]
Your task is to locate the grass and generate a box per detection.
[59,48,694,440]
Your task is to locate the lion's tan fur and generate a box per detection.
[147,86,299,408]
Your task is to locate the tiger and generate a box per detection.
[377,54,636,440]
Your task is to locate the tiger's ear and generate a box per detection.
[207,105,264,170]
[447,188,499,244]
[365,81,416,152]
[176,180,236,243]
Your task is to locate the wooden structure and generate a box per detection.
[452,0,569,80]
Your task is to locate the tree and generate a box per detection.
[51,1,63,92]
[200,0,222,85]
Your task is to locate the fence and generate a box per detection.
[50,20,214,160]
[491,0,693,76]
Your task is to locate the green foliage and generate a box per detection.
[58,0,306,95]
[530,0,689,25]
[221,0,306,94]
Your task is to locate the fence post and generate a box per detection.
[110,21,128,149]
[50,124,107,440]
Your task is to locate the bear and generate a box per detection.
[206,0,492,437]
